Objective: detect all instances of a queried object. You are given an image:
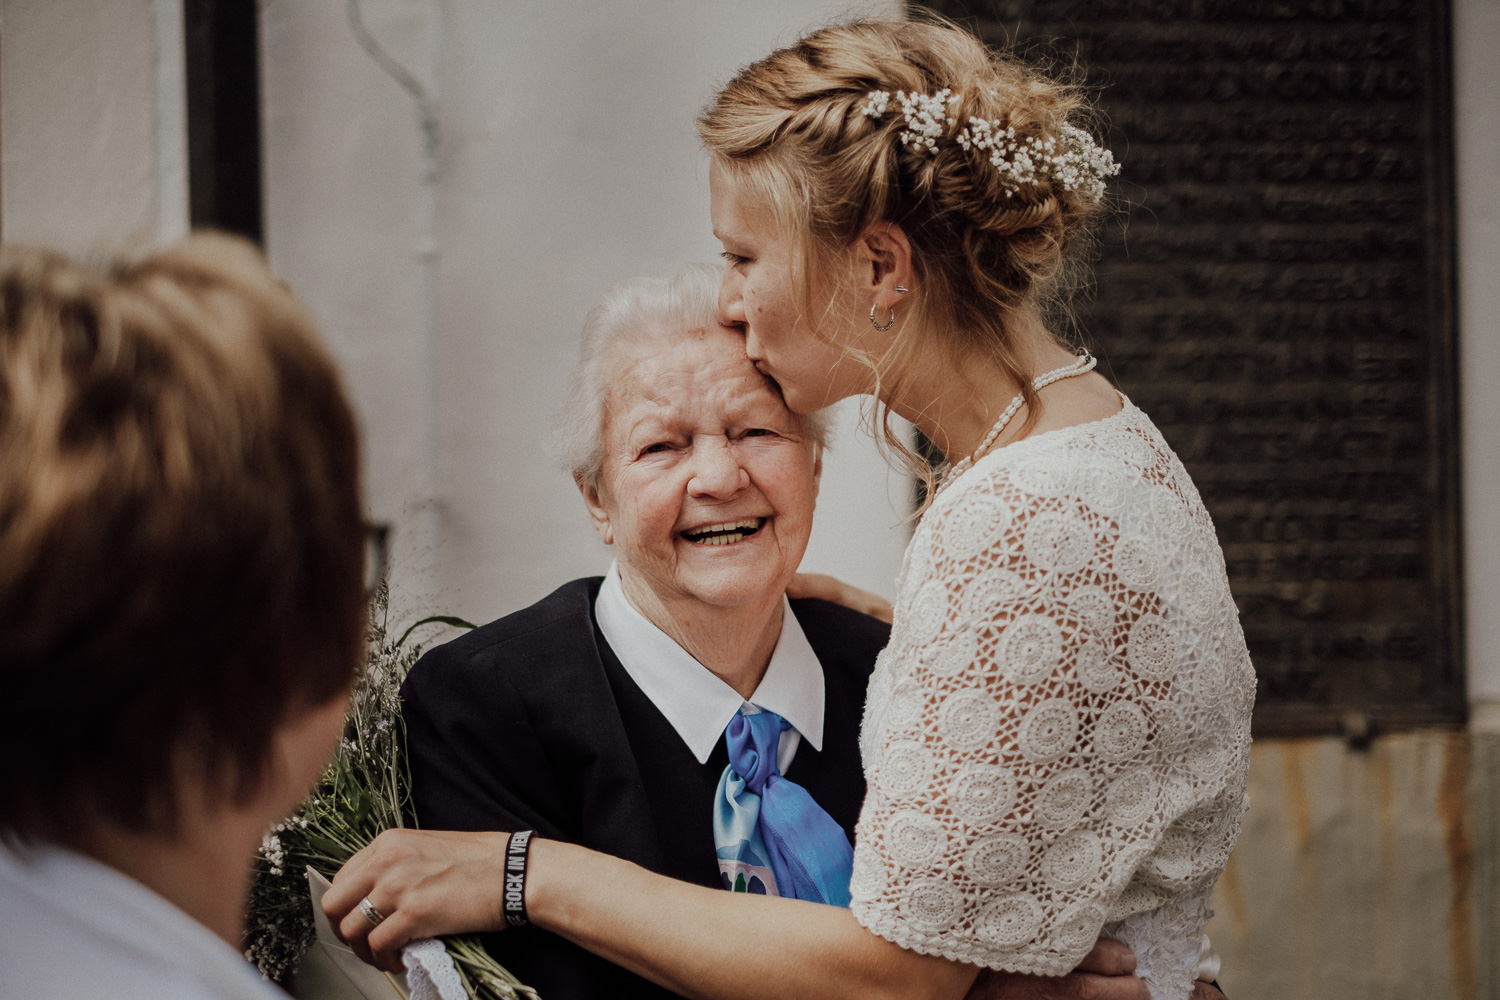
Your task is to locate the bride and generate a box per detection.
[325,16,1252,1000]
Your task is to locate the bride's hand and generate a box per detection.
[964,938,1149,1000]
[786,572,894,624]
[321,828,514,972]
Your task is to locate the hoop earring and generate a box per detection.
[870,303,896,331]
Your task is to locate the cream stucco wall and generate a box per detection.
[0,0,186,252]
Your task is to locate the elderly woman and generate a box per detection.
[392,263,890,999]
[0,235,367,998]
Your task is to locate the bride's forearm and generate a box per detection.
[528,839,978,1000]
[323,829,1141,1000]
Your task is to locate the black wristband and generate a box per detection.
[502,830,535,928]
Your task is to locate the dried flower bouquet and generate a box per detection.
[244,585,537,999]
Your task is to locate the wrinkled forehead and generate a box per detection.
[603,321,788,421]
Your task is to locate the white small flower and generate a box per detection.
[861,91,891,118]
[896,89,955,155]
[954,115,1119,201]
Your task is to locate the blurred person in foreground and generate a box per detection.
[331,264,1146,1000]
[0,234,368,999]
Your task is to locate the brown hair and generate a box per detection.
[0,233,366,839]
[698,15,1109,495]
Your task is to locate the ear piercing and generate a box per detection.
[873,287,909,329]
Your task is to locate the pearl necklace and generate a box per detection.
[935,351,1098,497]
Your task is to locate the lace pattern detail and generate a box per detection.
[852,399,1254,995]
[403,938,468,1000]
[1104,890,1216,1000]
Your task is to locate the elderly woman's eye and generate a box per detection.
[743,428,775,438]
[641,442,674,455]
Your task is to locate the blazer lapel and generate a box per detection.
[514,579,666,874]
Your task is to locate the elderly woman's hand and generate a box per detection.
[786,572,895,624]
[321,829,513,972]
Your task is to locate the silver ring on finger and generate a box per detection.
[358,897,387,927]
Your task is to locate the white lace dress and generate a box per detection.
[850,397,1255,1000]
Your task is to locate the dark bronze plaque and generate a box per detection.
[919,0,1462,734]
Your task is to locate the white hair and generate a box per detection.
[553,262,831,490]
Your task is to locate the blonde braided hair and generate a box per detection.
[698,15,1113,501]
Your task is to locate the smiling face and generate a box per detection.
[710,161,875,415]
[582,320,822,617]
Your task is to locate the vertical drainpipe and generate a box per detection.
[416,7,442,606]
[347,0,443,604]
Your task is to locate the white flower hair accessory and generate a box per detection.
[859,89,959,153]
[957,118,1121,201]
[861,89,1121,202]
[860,91,891,117]
[897,89,960,154]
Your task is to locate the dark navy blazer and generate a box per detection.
[401,577,888,1000]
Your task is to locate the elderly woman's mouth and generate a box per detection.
[680,517,767,546]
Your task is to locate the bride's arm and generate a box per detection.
[323,830,1146,1000]
[324,828,974,1000]
[530,838,974,1000]
[786,572,895,623]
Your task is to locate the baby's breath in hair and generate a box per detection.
[864,89,1121,201]
[895,89,960,154]
[859,90,890,117]
[958,118,1121,201]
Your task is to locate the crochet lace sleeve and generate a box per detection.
[849,435,1252,977]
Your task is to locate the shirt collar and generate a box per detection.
[594,561,825,764]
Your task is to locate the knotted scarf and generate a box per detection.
[711,706,854,906]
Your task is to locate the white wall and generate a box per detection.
[0,0,186,251]
[260,0,910,624]
[1456,0,1500,714]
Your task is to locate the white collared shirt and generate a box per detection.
[0,837,288,1000]
[594,561,824,774]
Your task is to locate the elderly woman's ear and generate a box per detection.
[577,477,615,546]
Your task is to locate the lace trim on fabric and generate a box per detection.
[1103,890,1215,1000]
[403,938,467,1000]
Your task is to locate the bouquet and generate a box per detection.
[245,584,538,999]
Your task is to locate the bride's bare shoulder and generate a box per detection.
[1026,371,1123,436]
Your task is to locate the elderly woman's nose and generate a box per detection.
[687,440,749,497]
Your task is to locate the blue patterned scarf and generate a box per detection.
[711,707,853,906]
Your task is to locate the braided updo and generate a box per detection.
[698,16,1114,486]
